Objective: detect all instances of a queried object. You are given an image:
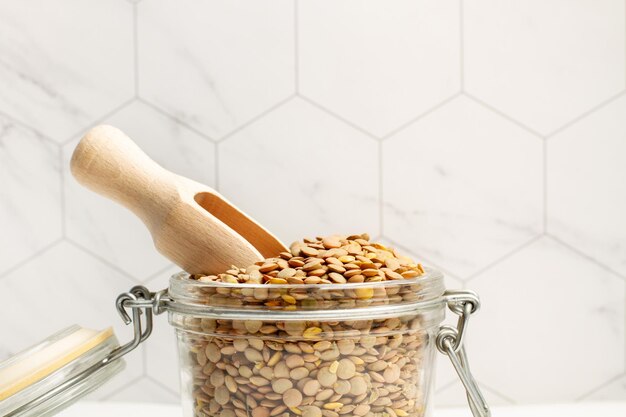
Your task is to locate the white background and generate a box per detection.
[0,0,624,408]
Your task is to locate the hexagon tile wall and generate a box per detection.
[0,0,624,407]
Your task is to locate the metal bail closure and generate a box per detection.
[437,290,491,417]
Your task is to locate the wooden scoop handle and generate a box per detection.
[70,125,290,274]
[70,125,180,234]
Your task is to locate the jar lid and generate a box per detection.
[0,325,124,417]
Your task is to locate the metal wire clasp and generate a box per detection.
[112,285,169,361]
[437,290,491,417]
[4,287,169,416]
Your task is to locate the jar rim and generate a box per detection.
[165,267,447,322]
[170,266,443,291]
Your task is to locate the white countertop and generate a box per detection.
[56,401,626,417]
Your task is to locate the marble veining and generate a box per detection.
[547,95,626,277]
[0,0,624,407]
[137,0,295,139]
[0,1,134,141]
[219,97,380,243]
[469,237,624,401]
[0,116,62,276]
[383,96,543,278]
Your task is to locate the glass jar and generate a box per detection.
[162,269,487,417]
[0,326,124,417]
[0,270,488,417]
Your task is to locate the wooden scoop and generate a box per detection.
[70,125,287,275]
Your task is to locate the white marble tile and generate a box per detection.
[63,100,216,279]
[465,0,625,135]
[0,0,624,407]
[383,96,543,278]
[0,242,145,395]
[298,0,460,137]
[219,97,379,244]
[0,0,134,142]
[105,376,179,403]
[0,116,62,276]
[582,375,626,401]
[547,95,626,277]
[137,0,294,139]
[468,237,624,402]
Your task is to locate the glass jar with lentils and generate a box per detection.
[162,234,488,417]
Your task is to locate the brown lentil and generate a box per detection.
[182,234,431,417]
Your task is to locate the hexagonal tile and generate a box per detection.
[383,96,542,278]
[0,1,134,142]
[219,97,379,244]
[137,0,294,139]
[63,100,216,279]
[547,95,626,277]
[0,116,62,276]
[144,264,181,394]
[465,0,625,135]
[468,237,624,402]
[0,242,145,397]
[299,0,460,137]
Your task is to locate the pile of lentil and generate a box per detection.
[179,234,435,417]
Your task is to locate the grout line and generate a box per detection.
[436,377,516,405]
[542,138,548,233]
[136,97,218,143]
[99,375,145,400]
[214,141,221,192]
[60,97,137,145]
[478,381,517,405]
[294,0,299,94]
[0,238,63,280]
[146,375,180,397]
[465,234,543,282]
[144,263,176,284]
[576,373,624,401]
[459,0,464,91]
[464,92,545,139]
[370,234,383,243]
[297,94,381,142]
[378,141,384,237]
[381,93,460,140]
[545,89,626,139]
[65,238,143,284]
[133,1,139,98]
[217,94,295,143]
[59,146,66,238]
[380,235,462,282]
[546,234,626,281]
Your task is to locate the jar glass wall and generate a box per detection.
[167,271,446,417]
